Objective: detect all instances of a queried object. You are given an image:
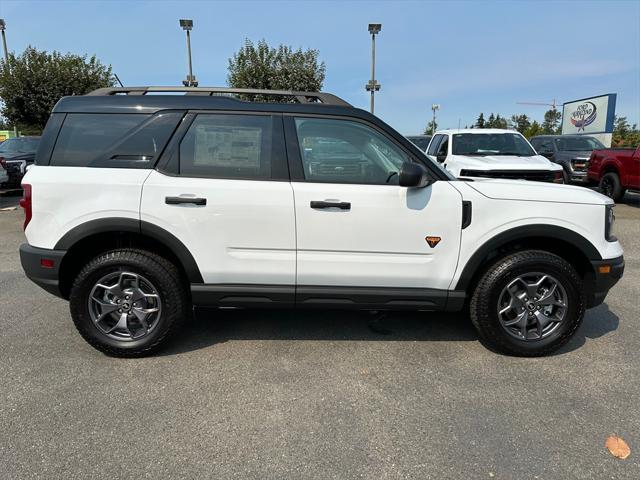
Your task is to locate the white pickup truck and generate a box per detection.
[425,129,564,183]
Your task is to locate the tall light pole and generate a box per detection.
[0,19,9,65]
[179,19,198,87]
[366,23,381,114]
[431,104,440,134]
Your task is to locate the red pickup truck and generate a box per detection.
[588,146,640,201]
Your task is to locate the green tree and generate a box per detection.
[487,113,496,128]
[227,39,325,95]
[424,119,438,135]
[493,114,508,129]
[510,114,531,134]
[542,109,562,134]
[612,115,640,147]
[475,113,485,128]
[524,120,544,139]
[0,46,114,132]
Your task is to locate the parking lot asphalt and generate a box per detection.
[0,194,638,480]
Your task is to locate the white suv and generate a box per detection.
[19,87,624,357]
[426,129,564,182]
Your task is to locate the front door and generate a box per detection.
[286,116,463,308]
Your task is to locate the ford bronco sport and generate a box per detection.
[20,87,624,357]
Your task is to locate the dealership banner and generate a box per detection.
[561,94,616,135]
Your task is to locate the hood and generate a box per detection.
[468,178,612,205]
[451,154,561,170]
[0,152,36,161]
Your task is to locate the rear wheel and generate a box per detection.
[470,250,585,356]
[600,172,624,202]
[69,249,189,357]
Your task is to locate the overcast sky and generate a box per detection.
[2,0,639,134]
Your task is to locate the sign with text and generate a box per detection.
[561,94,616,135]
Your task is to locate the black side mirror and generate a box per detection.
[436,153,447,163]
[399,161,432,188]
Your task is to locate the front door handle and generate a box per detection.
[165,196,207,206]
[310,200,351,210]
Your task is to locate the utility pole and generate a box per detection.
[0,19,8,65]
[431,104,440,134]
[179,19,198,87]
[366,23,381,114]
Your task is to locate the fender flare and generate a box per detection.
[54,217,204,283]
[454,224,601,291]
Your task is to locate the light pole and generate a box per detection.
[0,19,9,65]
[366,23,381,114]
[431,104,440,134]
[179,19,197,87]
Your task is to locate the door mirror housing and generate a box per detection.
[399,161,432,188]
[436,153,447,163]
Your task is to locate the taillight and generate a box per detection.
[0,157,5,169]
[19,184,32,230]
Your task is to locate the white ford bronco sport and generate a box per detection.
[20,87,624,357]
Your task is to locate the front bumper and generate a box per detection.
[19,243,67,299]
[568,171,589,184]
[588,255,624,307]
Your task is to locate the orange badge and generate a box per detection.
[425,236,441,248]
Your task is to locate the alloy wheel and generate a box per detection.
[497,273,568,341]
[88,271,162,341]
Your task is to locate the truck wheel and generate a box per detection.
[469,250,585,357]
[69,249,189,357]
[600,172,623,202]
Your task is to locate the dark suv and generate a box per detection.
[530,135,605,184]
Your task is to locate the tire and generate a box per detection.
[69,249,190,357]
[469,250,585,357]
[599,172,623,202]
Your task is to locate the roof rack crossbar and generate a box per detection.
[87,86,351,106]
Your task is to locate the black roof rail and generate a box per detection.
[87,86,351,107]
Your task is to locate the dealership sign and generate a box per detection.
[561,94,616,135]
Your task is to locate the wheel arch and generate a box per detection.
[455,224,600,292]
[56,218,203,299]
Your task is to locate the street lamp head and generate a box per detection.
[0,19,6,31]
[368,23,381,35]
[432,104,440,111]
[179,19,193,31]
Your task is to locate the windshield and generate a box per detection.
[452,133,536,156]
[0,137,40,154]
[554,136,604,152]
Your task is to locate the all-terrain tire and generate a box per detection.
[469,250,585,357]
[69,249,190,357]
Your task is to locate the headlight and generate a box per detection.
[605,205,615,242]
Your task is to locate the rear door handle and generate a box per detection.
[165,196,207,206]
[310,200,351,210]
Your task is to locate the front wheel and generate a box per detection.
[470,250,585,356]
[600,172,624,202]
[69,249,189,357]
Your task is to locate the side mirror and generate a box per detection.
[399,161,432,188]
[436,153,447,163]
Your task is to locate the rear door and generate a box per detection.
[141,112,296,305]
[285,115,463,308]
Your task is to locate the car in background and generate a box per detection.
[406,135,431,151]
[0,161,8,186]
[0,136,41,188]
[425,129,563,183]
[530,135,604,185]
[588,146,640,201]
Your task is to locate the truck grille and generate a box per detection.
[570,158,589,172]
[459,169,559,183]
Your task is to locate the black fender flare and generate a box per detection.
[454,224,601,291]
[54,217,204,283]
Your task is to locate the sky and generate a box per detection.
[1,0,639,134]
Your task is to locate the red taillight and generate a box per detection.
[19,184,32,230]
